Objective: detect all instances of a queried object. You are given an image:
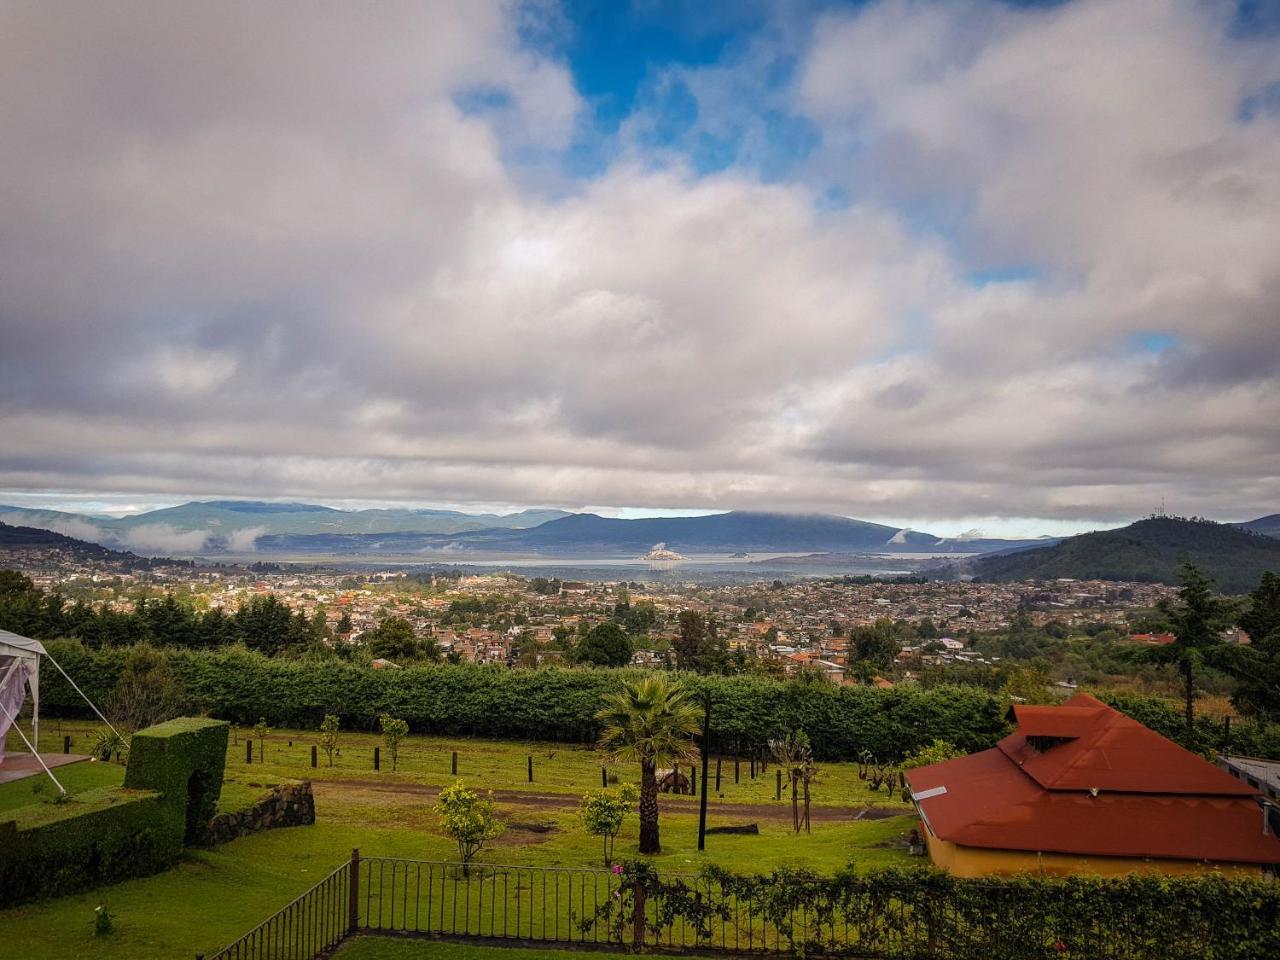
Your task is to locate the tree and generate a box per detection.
[252,717,271,761]
[850,619,898,670]
[109,642,186,731]
[1231,571,1280,722]
[576,622,634,667]
[234,594,294,656]
[674,611,726,673]
[319,714,340,767]
[1152,564,1232,734]
[435,779,504,872]
[579,783,639,867]
[596,675,701,854]
[336,610,353,635]
[380,714,409,771]
[364,616,432,662]
[902,739,965,770]
[769,730,817,833]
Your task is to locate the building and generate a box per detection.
[906,693,1280,877]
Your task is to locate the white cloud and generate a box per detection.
[120,523,211,554]
[0,0,1277,527]
[225,525,266,552]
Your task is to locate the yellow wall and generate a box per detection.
[924,832,1265,878]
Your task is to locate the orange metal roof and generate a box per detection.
[907,693,1280,864]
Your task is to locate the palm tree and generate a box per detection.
[597,675,701,854]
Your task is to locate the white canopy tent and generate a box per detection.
[0,628,122,793]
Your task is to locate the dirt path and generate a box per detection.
[311,778,904,823]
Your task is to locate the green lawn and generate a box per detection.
[7,719,913,812]
[1,720,917,959]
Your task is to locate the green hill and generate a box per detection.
[972,516,1280,593]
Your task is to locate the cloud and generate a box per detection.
[225,525,267,553]
[0,512,107,545]
[0,0,1278,527]
[120,524,211,555]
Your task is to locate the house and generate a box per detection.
[1129,632,1175,645]
[906,693,1280,877]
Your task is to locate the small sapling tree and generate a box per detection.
[253,717,271,761]
[319,714,340,768]
[580,783,639,867]
[436,779,504,874]
[380,714,409,771]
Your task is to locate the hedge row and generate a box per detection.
[38,642,1009,761]
[606,863,1280,960]
[0,717,229,905]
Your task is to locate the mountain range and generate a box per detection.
[972,516,1280,593]
[0,501,1276,574]
[0,502,1057,558]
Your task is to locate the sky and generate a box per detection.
[1,0,1279,540]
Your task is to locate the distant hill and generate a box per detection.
[0,521,182,569]
[253,511,1049,558]
[1237,514,1280,537]
[0,500,574,552]
[972,517,1280,592]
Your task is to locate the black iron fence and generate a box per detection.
[201,851,1280,960]
[200,856,353,960]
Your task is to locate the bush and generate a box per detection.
[35,642,1013,761]
[0,717,229,905]
[435,780,503,867]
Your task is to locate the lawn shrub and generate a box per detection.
[0,717,229,905]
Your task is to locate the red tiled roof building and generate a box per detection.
[906,693,1280,877]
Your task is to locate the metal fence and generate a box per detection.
[201,857,353,960]
[201,851,1276,960]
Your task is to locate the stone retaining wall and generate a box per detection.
[201,780,315,846]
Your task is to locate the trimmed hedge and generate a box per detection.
[36,643,1008,761]
[594,862,1280,959]
[0,717,229,905]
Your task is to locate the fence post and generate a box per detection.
[734,756,740,784]
[348,848,361,934]
[452,751,458,775]
[528,756,533,782]
[602,767,608,788]
[311,745,318,768]
[632,879,647,948]
[374,747,380,771]
[715,756,721,792]
[245,740,253,764]
[776,769,782,801]
[63,735,71,754]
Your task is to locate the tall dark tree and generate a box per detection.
[674,610,726,673]
[1151,564,1232,734]
[1231,571,1280,723]
[234,594,294,656]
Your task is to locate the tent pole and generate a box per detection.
[0,698,65,795]
[43,651,123,741]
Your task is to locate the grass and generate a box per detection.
[334,937,716,959]
[0,758,124,815]
[1,719,918,959]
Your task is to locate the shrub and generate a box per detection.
[579,783,638,866]
[435,780,503,869]
[35,643,1017,761]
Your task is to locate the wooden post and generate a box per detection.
[63,735,71,754]
[632,879,647,948]
[602,766,609,788]
[528,756,533,782]
[776,769,782,801]
[451,751,458,775]
[373,747,380,771]
[311,745,318,768]
[734,756,740,784]
[698,696,711,852]
[750,755,756,779]
[245,740,253,764]
[348,848,361,933]
[715,757,721,792]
